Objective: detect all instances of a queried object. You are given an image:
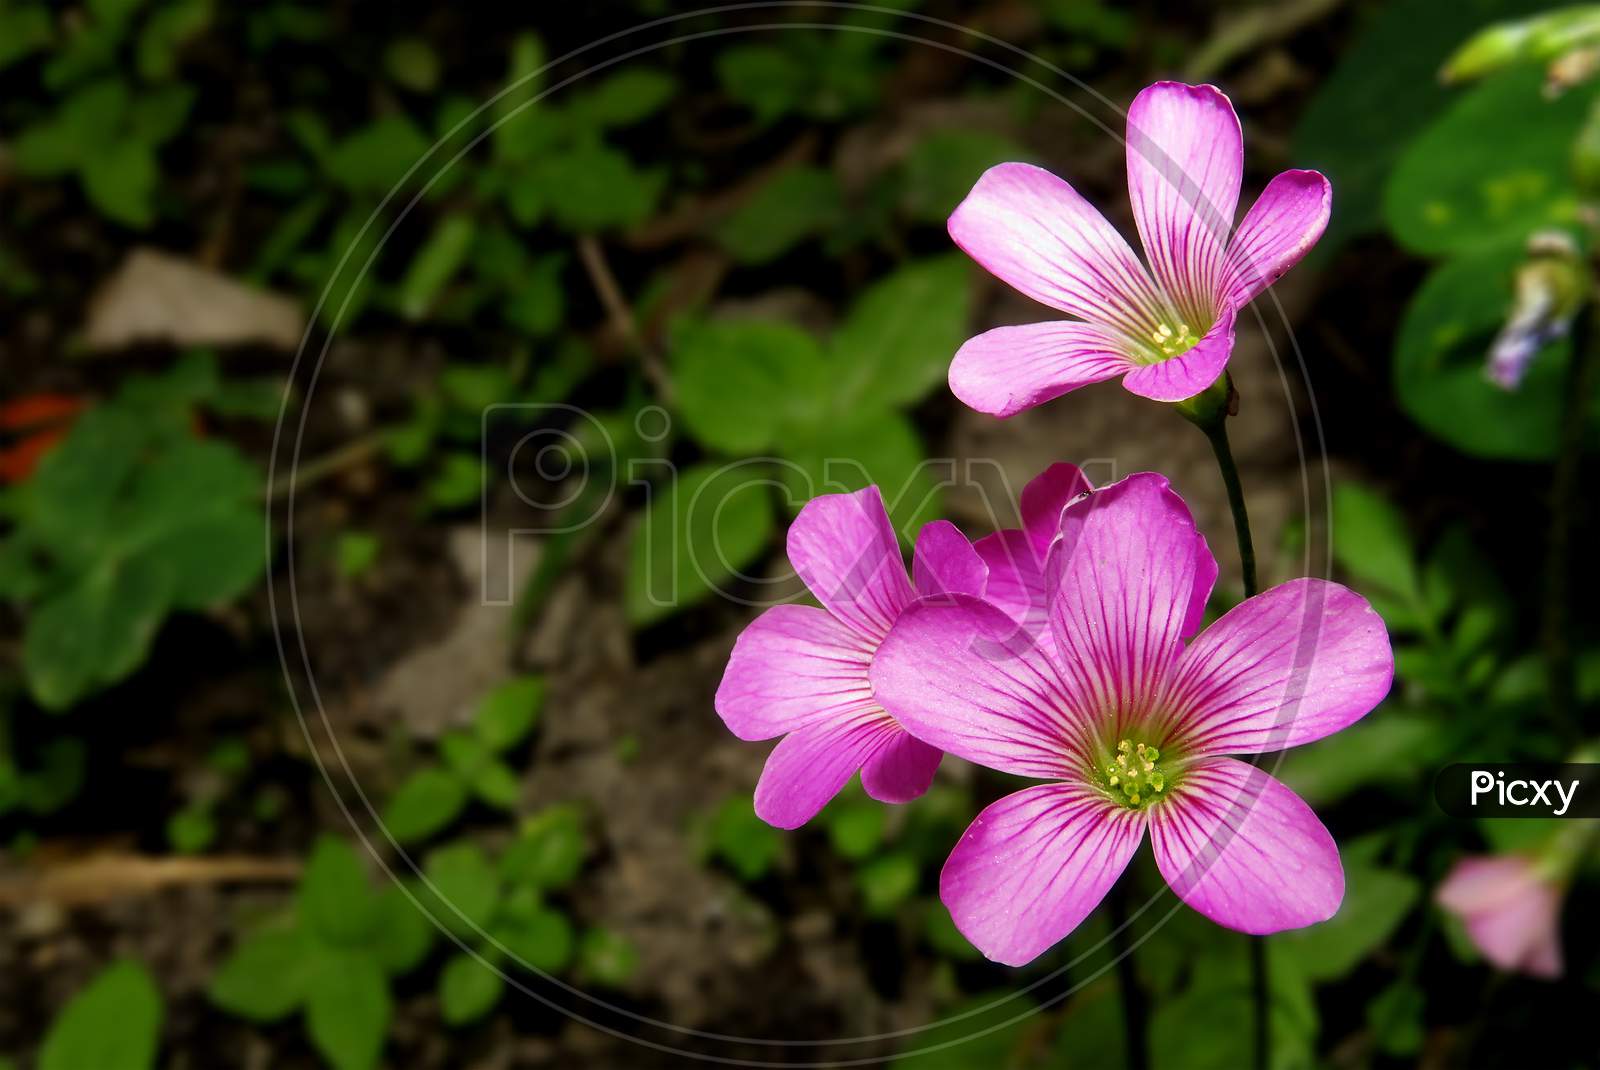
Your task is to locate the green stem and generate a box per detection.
[1545,299,1596,738]
[1106,885,1150,1070]
[1199,415,1258,599]
[1179,373,1265,1070]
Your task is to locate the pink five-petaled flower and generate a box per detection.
[869,474,1394,966]
[715,486,989,829]
[947,81,1332,415]
[1435,854,1565,979]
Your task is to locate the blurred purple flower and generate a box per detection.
[946,81,1331,415]
[715,486,986,829]
[870,473,1393,966]
[1436,854,1564,978]
[1486,231,1586,390]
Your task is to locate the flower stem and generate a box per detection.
[1178,372,1266,1070]
[1106,885,1150,1070]
[1545,298,1596,737]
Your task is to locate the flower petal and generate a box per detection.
[788,485,914,642]
[1126,82,1242,323]
[715,604,876,742]
[1159,579,1394,755]
[870,594,1082,778]
[949,320,1135,418]
[860,731,943,804]
[948,162,1166,338]
[1436,856,1564,978]
[940,782,1147,966]
[1150,757,1342,934]
[753,713,898,829]
[973,528,1042,630]
[1183,531,1219,639]
[1044,474,1205,733]
[912,520,987,598]
[1020,462,1094,561]
[1223,170,1331,309]
[1120,304,1237,402]
[970,463,1093,649]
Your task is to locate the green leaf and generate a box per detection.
[305,951,390,1070]
[500,804,587,891]
[335,531,381,580]
[210,924,318,1022]
[705,796,781,882]
[166,805,215,854]
[40,960,162,1070]
[1393,243,1596,460]
[0,5,53,72]
[1279,867,1420,980]
[1292,0,1553,252]
[368,885,435,976]
[823,797,887,860]
[384,37,441,93]
[568,68,676,128]
[537,143,664,231]
[81,138,158,227]
[13,80,127,177]
[472,759,521,809]
[887,991,1038,1070]
[24,556,174,710]
[439,952,504,1025]
[1149,948,1316,1070]
[830,256,971,410]
[439,730,491,780]
[625,462,775,627]
[1331,482,1420,605]
[495,906,575,973]
[136,0,211,81]
[326,115,430,195]
[716,45,808,123]
[857,852,919,916]
[901,130,1028,222]
[1368,980,1426,1056]
[474,675,545,752]
[577,927,639,987]
[1384,66,1595,255]
[300,836,378,945]
[398,215,476,321]
[714,167,841,264]
[778,411,940,540]
[424,452,484,510]
[1274,714,1434,806]
[670,319,832,453]
[420,842,501,938]
[382,766,469,844]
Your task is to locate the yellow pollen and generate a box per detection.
[1103,736,1170,809]
[1149,322,1196,357]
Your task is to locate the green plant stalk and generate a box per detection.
[1545,297,1597,737]
[1106,883,1150,1070]
[1177,372,1265,1070]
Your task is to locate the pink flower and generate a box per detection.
[1436,854,1565,978]
[947,81,1332,415]
[715,486,987,829]
[869,473,1393,966]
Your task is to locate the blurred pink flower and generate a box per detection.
[947,81,1331,415]
[870,473,1393,966]
[715,486,986,829]
[1436,854,1565,978]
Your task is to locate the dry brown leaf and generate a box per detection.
[83,247,306,353]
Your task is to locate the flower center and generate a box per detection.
[1100,738,1170,809]
[1149,321,1199,359]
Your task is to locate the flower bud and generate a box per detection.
[1485,231,1589,390]
[1442,6,1600,86]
